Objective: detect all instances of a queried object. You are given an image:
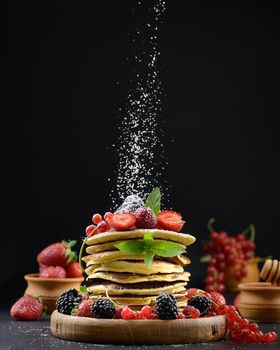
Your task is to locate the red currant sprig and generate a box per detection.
[202,219,256,292]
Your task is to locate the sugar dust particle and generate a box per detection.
[110,0,169,209]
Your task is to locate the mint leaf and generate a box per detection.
[144,231,154,247]
[144,252,154,267]
[150,240,185,257]
[114,241,145,254]
[80,285,88,293]
[144,187,161,215]
[71,307,78,316]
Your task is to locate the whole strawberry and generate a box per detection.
[37,240,77,267]
[135,207,157,229]
[76,299,93,317]
[65,261,83,278]
[40,266,66,278]
[10,295,44,321]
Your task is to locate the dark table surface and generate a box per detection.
[0,308,279,350]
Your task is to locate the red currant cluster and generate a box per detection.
[85,212,113,237]
[216,304,277,343]
[186,288,277,343]
[203,219,256,293]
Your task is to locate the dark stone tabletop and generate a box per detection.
[0,308,279,350]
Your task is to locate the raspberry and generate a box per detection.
[121,306,134,320]
[183,305,200,318]
[135,207,157,229]
[177,312,186,319]
[76,299,93,317]
[40,266,66,278]
[140,305,153,319]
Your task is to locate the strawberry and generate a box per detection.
[40,266,66,278]
[76,299,93,317]
[37,240,77,267]
[186,288,199,300]
[10,295,44,320]
[65,261,83,278]
[39,264,47,274]
[157,211,185,232]
[209,292,226,312]
[110,213,136,231]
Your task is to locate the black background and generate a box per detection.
[2,0,280,305]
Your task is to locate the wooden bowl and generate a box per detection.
[24,273,84,314]
[51,310,227,344]
[224,260,260,292]
[238,282,280,322]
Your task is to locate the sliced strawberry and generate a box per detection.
[157,210,185,232]
[10,295,44,320]
[209,292,226,312]
[110,213,136,231]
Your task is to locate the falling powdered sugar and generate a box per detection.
[109,0,169,209]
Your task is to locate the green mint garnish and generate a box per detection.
[144,187,161,216]
[114,231,185,267]
[80,285,88,294]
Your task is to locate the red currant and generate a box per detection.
[92,213,102,225]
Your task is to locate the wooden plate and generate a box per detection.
[51,310,227,344]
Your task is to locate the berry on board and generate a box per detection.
[156,292,178,320]
[91,299,116,319]
[188,295,211,316]
[10,295,44,321]
[76,299,93,317]
[157,211,185,232]
[56,289,82,315]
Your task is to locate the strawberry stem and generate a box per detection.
[62,240,78,263]
[207,218,216,232]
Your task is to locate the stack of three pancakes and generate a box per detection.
[83,229,196,310]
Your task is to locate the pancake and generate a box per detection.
[84,260,185,275]
[84,250,145,264]
[86,229,196,246]
[83,251,190,266]
[89,293,187,307]
[87,281,187,295]
[86,239,186,255]
[87,271,190,284]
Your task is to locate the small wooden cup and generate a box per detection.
[24,273,84,313]
[238,282,280,323]
[224,260,260,292]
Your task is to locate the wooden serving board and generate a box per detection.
[51,310,227,345]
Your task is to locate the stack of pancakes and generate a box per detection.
[83,229,196,310]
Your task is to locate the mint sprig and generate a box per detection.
[144,187,161,216]
[114,231,185,267]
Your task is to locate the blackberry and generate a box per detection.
[91,299,116,319]
[188,295,211,316]
[156,292,178,320]
[56,288,82,315]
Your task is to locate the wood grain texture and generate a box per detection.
[51,310,227,344]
